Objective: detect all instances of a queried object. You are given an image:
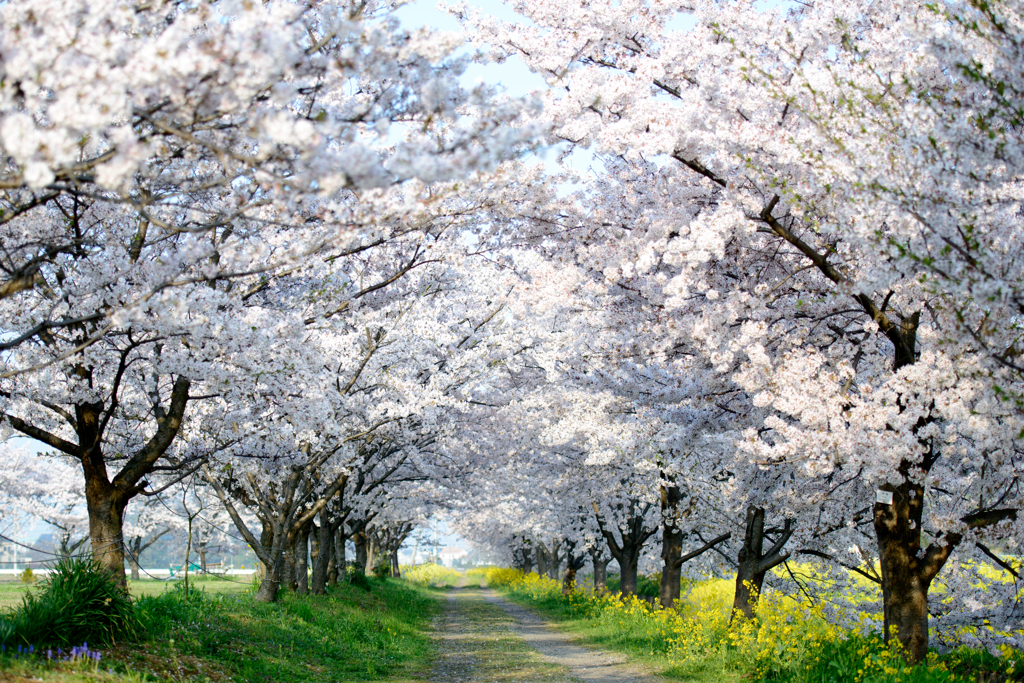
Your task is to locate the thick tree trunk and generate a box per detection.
[294,524,310,595]
[547,542,561,581]
[536,543,548,578]
[256,565,282,602]
[591,550,609,594]
[618,553,639,597]
[354,533,367,574]
[731,507,793,622]
[660,481,683,610]
[591,499,658,599]
[875,479,931,663]
[254,519,287,603]
[732,508,767,620]
[199,548,208,574]
[85,489,129,590]
[311,514,332,595]
[282,534,297,592]
[391,549,400,578]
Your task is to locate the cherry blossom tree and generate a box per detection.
[0,0,540,587]
[459,0,1022,658]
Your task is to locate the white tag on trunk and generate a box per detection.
[876,489,894,505]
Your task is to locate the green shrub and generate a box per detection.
[18,567,35,584]
[0,557,140,648]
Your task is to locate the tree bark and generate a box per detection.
[618,554,639,597]
[522,546,534,575]
[391,549,400,578]
[536,543,548,578]
[561,542,587,595]
[366,534,378,574]
[354,532,367,574]
[294,523,310,595]
[253,517,287,603]
[281,533,297,592]
[562,564,577,594]
[660,480,684,610]
[590,549,609,595]
[85,488,129,589]
[874,477,932,663]
[311,513,333,595]
[547,541,561,581]
[731,507,793,622]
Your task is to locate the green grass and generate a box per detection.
[1,578,441,683]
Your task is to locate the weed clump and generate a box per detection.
[0,557,140,648]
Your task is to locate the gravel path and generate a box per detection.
[425,586,661,683]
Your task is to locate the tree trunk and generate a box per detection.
[731,507,793,622]
[391,549,400,578]
[256,565,282,602]
[331,527,348,584]
[282,533,297,592]
[522,545,534,575]
[591,550,609,595]
[548,542,561,581]
[562,565,577,595]
[310,523,320,572]
[199,547,208,574]
[254,519,287,603]
[618,553,639,597]
[875,479,931,663]
[536,543,548,578]
[354,532,367,574]
[660,481,684,610]
[128,554,141,582]
[294,523,310,595]
[365,535,378,574]
[85,488,129,590]
[311,514,333,595]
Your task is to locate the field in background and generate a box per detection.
[0,574,254,610]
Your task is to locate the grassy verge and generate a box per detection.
[1,578,440,683]
[486,569,1024,683]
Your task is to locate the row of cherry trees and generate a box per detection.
[447,0,1024,663]
[0,0,542,602]
[0,0,1021,662]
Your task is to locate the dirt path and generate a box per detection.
[426,586,661,683]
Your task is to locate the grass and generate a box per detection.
[0,577,441,683]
